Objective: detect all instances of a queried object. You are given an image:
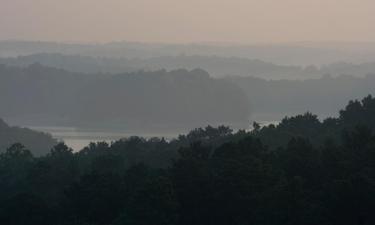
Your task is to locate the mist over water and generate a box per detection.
[28,126,182,151]
[2,41,375,152]
[2,1,375,224]
[28,120,280,151]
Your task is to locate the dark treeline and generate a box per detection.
[0,64,249,130]
[1,96,375,225]
[3,53,375,79]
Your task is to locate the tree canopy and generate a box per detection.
[1,95,375,225]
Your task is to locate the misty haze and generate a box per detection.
[1,1,375,225]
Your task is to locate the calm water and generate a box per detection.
[29,121,278,151]
[29,126,181,151]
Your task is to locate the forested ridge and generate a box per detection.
[3,41,375,65]
[3,62,375,129]
[0,118,56,155]
[0,64,249,130]
[3,2,375,225]
[4,53,375,79]
[1,96,375,225]
[227,74,375,120]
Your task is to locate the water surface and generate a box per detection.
[29,126,180,151]
[29,121,278,151]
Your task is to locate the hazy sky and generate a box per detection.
[1,0,375,44]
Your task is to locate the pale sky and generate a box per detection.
[1,0,375,44]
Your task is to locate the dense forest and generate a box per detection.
[0,64,249,130]
[2,41,375,225]
[1,95,375,225]
[3,1,375,224]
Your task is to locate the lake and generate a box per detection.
[29,126,183,151]
[29,121,279,151]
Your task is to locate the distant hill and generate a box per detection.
[0,53,305,79]
[0,64,250,130]
[2,62,375,129]
[226,74,375,121]
[0,53,136,74]
[0,118,56,155]
[3,53,375,80]
[3,40,375,65]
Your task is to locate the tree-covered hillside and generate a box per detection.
[4,53,375,79]
[0,64,250,130]
[227,74,375,120]
[0,119,56,155]
[1,96,375,225]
